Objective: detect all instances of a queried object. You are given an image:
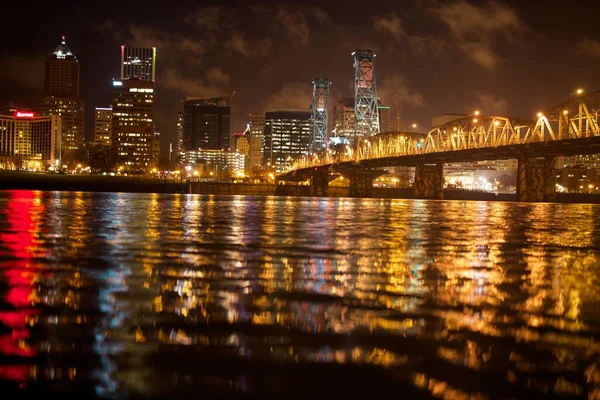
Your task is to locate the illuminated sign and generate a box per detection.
[113,81,123,86]
[15,111,35,118]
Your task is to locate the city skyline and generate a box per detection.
[2,0,600,159]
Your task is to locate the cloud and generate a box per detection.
[309,6,330,24]
[431,0,524,69]
[475,93,508,115]
[206,68,230,85]
[576,38,600,57]
[276,6,311,46]
[373,13,404,38]
[94,19,123,42]
[162,69,228,97]
[378,73,424,107]
[128,25,208,65]
[0,53,46,89]
[265,83,312,111]
[185,6,222,31]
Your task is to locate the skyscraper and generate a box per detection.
[333,97,355,141]
[38,36,84,157]
[111,79,155,173]
[94,107,112,146]
[378,104,390,133]
[182,96,231,152]
[264,110,311,172]
[121,46,156,82]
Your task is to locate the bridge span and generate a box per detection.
[278,91,600,202]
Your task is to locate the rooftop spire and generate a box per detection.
[53,35,74,59]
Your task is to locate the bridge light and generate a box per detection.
[452,127,457,131]
[411,123,417,129]
[537,112,543,118]
[472,118,478,123]
[493,121,500,126]
[474,110,480,116]
[563,110,569,115]
[576,88,583,95]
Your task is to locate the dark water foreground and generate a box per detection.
[1,191,600,399]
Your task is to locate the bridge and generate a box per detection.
[278,90,600,202]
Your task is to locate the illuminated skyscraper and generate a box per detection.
[94,107,112,146]
[182,96,231,152]
[264,110,311,173]
[121,46,156,82]
[38,36,84,155]
[111,79,155,173]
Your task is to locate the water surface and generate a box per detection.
[1,190,600,398]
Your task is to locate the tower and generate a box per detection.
[352,50,379,142]
[38,36,84,156]
[121,46,156,82]
[311,77,330,153]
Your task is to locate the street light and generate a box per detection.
[411,123,417,129]
[474,110,480,116]
[537,112,544,118]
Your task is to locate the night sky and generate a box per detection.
[2,0,600,157]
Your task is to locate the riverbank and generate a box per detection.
[1,171,600,203]
[0,171,185,193]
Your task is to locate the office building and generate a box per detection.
[175,112,183,157]
[38,36,84,154]
[121,46,156,82]
[182,96,231,152]
[0,110,61,170]
[111,79,155,173]
[264,110,311,172]
[378,104,390,133]
[94,107,112,146]
[183,149,244,178]
[248,135,263,173]
[250,113,265,138]
[333,97,355,140]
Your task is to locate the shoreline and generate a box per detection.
[1,170,600,203]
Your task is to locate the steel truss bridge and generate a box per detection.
[279,91,600,201]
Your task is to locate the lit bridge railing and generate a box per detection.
[284,94,600,174]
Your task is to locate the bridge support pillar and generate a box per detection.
[310,168,329,197]
[349,168,374,197]
[516,157,556,202]
[414,164,444,200]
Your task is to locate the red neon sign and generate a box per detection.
[15,112,35,118]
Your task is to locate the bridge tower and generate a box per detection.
[353,50,380,143]
[311,77,330,153]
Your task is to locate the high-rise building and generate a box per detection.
[264,110,311,172]
[0,110,61,170]
[38,36,84,155]
[248,135,263,173]
[182,96,231,152]
[121,46,156,82]
[94,107,112,146]
[175,112,183,157]
[111,79,155,173]
[183,149,244,178]
[250,112,265,138]
[378,104,390,133]
[333,97,355,140]
[153,132,160,165]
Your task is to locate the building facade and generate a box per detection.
[0,111,61,170]
[333,97,355,140]
[111,79,155,173]
[94,107,112,146]
[38,36,84,155]
[121,46,156,82]
[264,110,311,172]
[378,104,390,133]
[182,96,231,152]
[183,149,244,178]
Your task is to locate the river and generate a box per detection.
[1,190,600,398]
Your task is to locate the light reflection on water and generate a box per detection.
[1,191,600,398]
